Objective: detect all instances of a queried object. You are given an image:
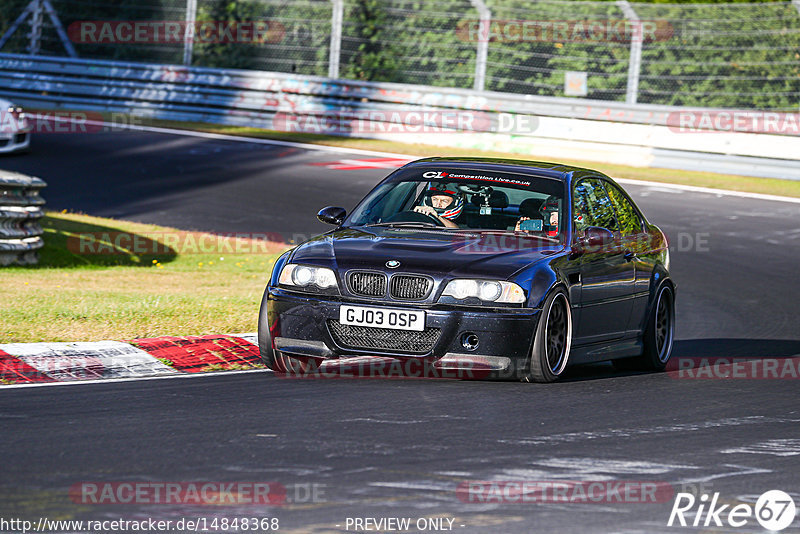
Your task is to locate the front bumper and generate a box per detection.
[263,287,540,376]
[0,131,30,154]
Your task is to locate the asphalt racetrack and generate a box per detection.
[1,131,799,533]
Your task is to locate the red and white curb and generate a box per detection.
[308,157,415,170]
[0,333,262,385]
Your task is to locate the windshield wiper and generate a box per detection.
[364,222,440,228]
[478,230,562,243]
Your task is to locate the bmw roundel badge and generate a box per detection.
[386,260,401,269]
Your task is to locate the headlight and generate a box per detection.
[441,279,525,304]
[7,106,25,120]
[278,264,338,290]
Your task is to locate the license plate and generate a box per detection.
[339,305,425,331]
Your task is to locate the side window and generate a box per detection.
[573,182,591,234]
[603,182,643,236]
[573,179,619,235]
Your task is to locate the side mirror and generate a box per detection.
[317,206,346,226]
[573,226,615,253]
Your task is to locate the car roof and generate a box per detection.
[401,157,612,184]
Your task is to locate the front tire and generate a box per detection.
[523,289,572,383]
[257,288,283,372]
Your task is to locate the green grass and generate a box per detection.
[0,212,288,342]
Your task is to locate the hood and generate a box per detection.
[290,226,563,280]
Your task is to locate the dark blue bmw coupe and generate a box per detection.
[258,157,675,382]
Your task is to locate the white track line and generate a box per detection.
[0,368,272,390]
[35,114,800,205]
[615,178,800,205]
[37,115,419,159]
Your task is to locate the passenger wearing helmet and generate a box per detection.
[514,195,559,236]
[540,196,560,237]
[413,186,463,228]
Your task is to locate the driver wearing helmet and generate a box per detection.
[413,186,463,228]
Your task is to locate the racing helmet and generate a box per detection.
[540,195,560,216]
[422,184,464,221]
[540,195,561,236]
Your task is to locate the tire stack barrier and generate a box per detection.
[0,169,46,266]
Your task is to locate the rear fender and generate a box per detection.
[645,264,675,319]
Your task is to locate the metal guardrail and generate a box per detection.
[0,52,707,128]
[2,0,799,109]
[0,169,46,266]
[1,53,799,180]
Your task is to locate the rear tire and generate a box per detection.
[523,289,572,383]
[613,282,675,372]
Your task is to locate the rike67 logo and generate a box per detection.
[668,490,796,531]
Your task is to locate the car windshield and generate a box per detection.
[346,169,566,243]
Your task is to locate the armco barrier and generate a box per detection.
[1,53,799,179]
[0,169,46,265]
[0,53,683,127]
